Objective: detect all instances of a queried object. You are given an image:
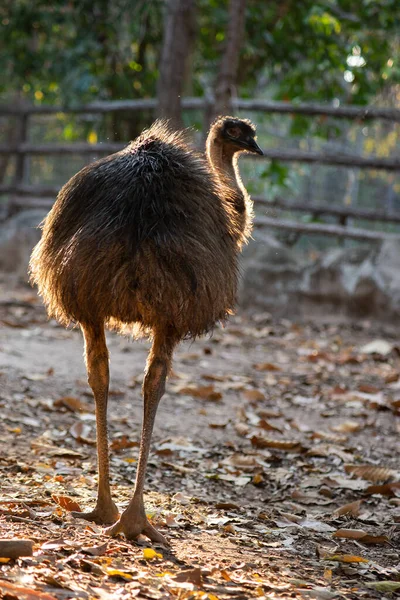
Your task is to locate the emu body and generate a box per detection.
[30,117,262,542]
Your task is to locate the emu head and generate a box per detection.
[212,116,263,155]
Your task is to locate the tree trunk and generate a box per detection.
[156,0,197,129]
[0,92,25,185]
[212,0,247,120]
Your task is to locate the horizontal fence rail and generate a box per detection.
[256,216,400,241]
[5,187,400,226]
[253,149,400,171]
[0,143,398,171]
[254,197,400,224]
[0,142,124,155]
[0,184,59,196]
[1,97,399,121]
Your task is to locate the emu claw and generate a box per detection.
[105,514,168,545]
[71,501,119,525]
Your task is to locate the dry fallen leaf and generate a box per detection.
[332,529,389,544]
[103,567,133,581]
[173,492,191,505]
[322,553,369,564]
[358,383,380,394]
[52,495,81,513]
[202,373,227,382]
[344,464,397,483]
[330,421,362,434]
[25,369,53,381]
[177,384,222,401]
[385,371,399,384]
[258,418,283,433]
[69,422,96,445]
[242,389,266,402]
[0,580,58,600]
[223,523,236,533]
[257,408,282,419]
[365,482,400,496]
[357,534,389,545]
[291,489,332,505]
[165,513,181,528]
[214,502,240,510]
[299,587,338,600]
[81,542,109,556]
[234,422,250,437]
[224,453,262,471]
[307,445,353,462]
[365,581,400,593]
[31,442,84,459]
[174,567,203,587]
[289,578,311,589]
[336,351,362,365]
[41,538,70,550]
[253,362,281,371]
[251,436,305,452]
[143,548,163,560]
[333,500,362,517]
[54,396,93,413]
[299,519,335,533]
[252,473,264,485]
[208,420,228,429]
[110,435,139,452]
[322,476,366,491]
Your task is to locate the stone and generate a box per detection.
[0,209,48,278]
[239,230,304,312]
[240,234,400,321]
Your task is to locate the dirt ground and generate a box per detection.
[0,275,399,600]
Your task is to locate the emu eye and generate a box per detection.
[226,126,241,139]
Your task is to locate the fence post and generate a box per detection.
[14,113,29,186]
[7,112,29,217]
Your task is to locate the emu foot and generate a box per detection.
[105,508,168,545]
[71,499,119,525]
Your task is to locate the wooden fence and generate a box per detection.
[1,97,400,241]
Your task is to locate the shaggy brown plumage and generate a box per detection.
[29,116,262,543]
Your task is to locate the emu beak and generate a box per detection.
[247,138,264,155]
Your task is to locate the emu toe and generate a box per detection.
[104,508,168,545]
[71,499,119,525]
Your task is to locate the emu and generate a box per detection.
[30,117,263,543]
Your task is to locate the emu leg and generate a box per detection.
[105,332,175,543]
[71,324,119,525]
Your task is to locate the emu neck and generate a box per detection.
[206,139,246,209]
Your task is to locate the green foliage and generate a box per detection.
[256,160,303,200]
[261,161,289,187]
[239,0,399,104]
[1,0,164,104]
[2,0,398,108]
